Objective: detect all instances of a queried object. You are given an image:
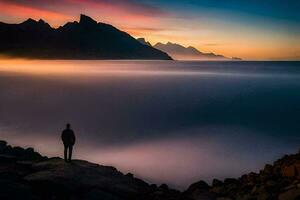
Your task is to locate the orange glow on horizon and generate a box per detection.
[0,1,299,60]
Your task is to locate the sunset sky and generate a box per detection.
[0,0,299,60]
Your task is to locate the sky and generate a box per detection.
[0,0,299,60]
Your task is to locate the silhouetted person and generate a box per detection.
[61,123,76,162]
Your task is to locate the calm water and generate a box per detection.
[0,60,300,188]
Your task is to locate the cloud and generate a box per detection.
[0,0,167,17]
[86,0,166,16]
[0,1,73,25]
[120,26,169,36]
[0,0,168,28]
[203,43,221,46]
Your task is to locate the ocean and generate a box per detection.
[0,60,299,188]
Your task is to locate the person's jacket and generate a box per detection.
[61,129,76,146]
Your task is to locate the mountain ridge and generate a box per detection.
[137,38,241,61]
[0,15,172,60]
[154,42,228,60]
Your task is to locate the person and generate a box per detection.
[61,123,76,162]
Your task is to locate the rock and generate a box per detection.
[282,160,300,179]
[224,178,238,185]
[148,184,158,193]
[0,154,17,163]
[0,143,45,161]
[159,183,169,191]
[185,181,216,200]
[126,173,134,178]
[1,140,300,200]
[186,180,210,193]
[212,179,223,187]
[25,158,149,197]
[188,191,216,200]
[279,188,300,200]
[263,164,273,174]
[251,185,259,194]
[245,172,259,186]
[0,140,9,153]
[264,184,279,195]
[284,184,297,191]
[0,140,7,147]
[0,178,34,200]
[256,192,275,200]
[283,165,297,178]
[211,186,223,195]
[84,189,122,200]
[211,179,224,194]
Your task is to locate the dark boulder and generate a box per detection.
[185,181,216,200]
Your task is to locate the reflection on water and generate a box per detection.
[0,60,300,188]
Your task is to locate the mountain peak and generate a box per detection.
[166,42,175,45]
[187,46,197,50]
[155,42,164,46]
[154,42,185,50]
[38,19,46,24]
[137,38,152,46]
[165,42,186,49]
[20,18,51,29]
[22,18,37,25]
[138,38,146,43]
[79,14,97,25]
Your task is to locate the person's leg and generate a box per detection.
[64,145,68,162]
[68,145,73,162]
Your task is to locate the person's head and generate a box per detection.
[66,123,71,129]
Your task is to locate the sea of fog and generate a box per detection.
[0,60,299,189]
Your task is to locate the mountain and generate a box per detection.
[137,38,152,47]
[0,140,299,200]
[153,42,233,60]
[137,38,243,61]
[0,15,172,60]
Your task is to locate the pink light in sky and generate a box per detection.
[0,0,166,28]
[0,2,73,25]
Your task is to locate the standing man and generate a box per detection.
[61,123,76,162]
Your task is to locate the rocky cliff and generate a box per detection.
[0,15,172,60]
[0,140,299,200]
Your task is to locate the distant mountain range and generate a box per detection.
[137,38,241,61]
[0,15,172,60]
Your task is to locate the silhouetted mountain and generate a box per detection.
[0,140,299,200]
[232,57,243,61]
[137,38,152,47]
[153,42,240,61]
[0,15,172,60]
